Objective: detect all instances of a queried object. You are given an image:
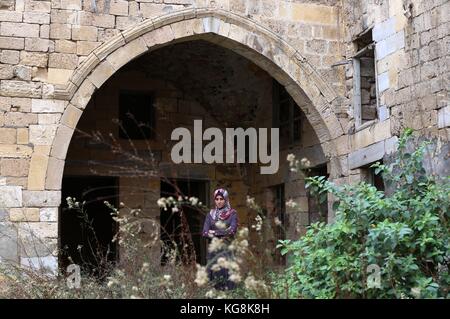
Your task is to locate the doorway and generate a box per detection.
[60,176,119,278]
[160,179,209,265]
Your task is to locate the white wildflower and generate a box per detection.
[274,217,282,226]
[411,287,421,298]
[215,220,226,230]
[205,289,216,298]
[300,157,311,168]
[286,198,298,209]
[252,215,263,231]
[287,153,296,163]
[244,275,267,292]
[246,195,256,208]
[230,273,242,283]
[238,227,249,238]
[194,265,209,287]
[189,197,199,206]
[211,263,221,272]
[208,237,224,253]
[239,239,248,249]
[157,198,167,209]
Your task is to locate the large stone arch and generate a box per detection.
[43,7,344,194]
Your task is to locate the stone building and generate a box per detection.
[0,0,448,273]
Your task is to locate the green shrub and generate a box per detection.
[275,130,449,298]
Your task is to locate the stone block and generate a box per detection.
[20,51,48,67]
[23,12,50,24]
[32,99,66,113]
[0,208,7,221]
[25,38,54,52]
[50,9,79,24]
[376,31,405,60]
[0,186,22,207]
[70,79,95,109]
[48,53,78,69]
[50,124,73,159]
[60,0,81,10]
[438,106,450,128]
[72,25,98,41]
[10,208,40,222]
[0,145,32,158]
[0,10,22,22]
[0,65,14,79]
[17,128,29,144]
[45,156,64,189]
[110,0,129,16]
[279,2,338,25]
[40,207,57,222]
[60,104,82,128]
[92,14,115,28]
[88,60,115,88]
[22,190,61,207]
[29,125,58,146]
[142,25,175,48]
[373,16,396,42]
[1,158,29,176]
[47,68,72,85]
[49,23,72,40]
[351,119,391,150]
[55,40,77,54]
[0,37,25,50]
[0,223,18,262]
[0,50,20,65]
[0,22,40,38]
[105,37,147,70]
[76,41,101,55]
[377,71,390,93]
[18,222,57,240]
[38,114,61,125]
[27,146,50,190]
[348,139,385,169]
[116,15,143,31]
[24,0,51,13]
[19,237,57,258]
[4,112,38,126]
[20,256,57,275]
[13,65,32,81]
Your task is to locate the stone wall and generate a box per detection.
[0,0,448,270]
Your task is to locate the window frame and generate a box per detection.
[352,28,380,130]
[118,90,155,140]
[273,81,302,148]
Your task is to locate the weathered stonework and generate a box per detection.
[0,0,448,271]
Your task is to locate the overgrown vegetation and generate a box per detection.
[0,130,448,299]
[275,129,449,298]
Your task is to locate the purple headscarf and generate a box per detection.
[211,188,233,220]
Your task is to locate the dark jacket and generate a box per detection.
[202,209,238,238]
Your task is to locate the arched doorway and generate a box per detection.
[33,8,345,269]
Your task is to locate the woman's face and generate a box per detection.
[215,195,225,209]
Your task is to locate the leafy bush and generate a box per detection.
[276,130,449,298]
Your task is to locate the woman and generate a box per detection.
[202,188,238,290]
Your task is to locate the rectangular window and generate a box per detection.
[353,29,378,128]
[273,81,302,147]
[362,161,385,192]
[119,91,154,139]
[270,183,286,265]
[307,165,329,224]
